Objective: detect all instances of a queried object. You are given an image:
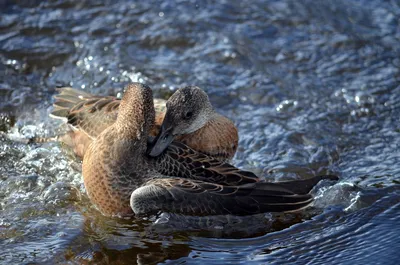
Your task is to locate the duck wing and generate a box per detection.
[51,88,168,139]
[130,177,315,216]
[51,87,120,139]
[152,141,260,186]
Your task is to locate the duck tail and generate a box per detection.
[27,136,59,144]
[50,87,94,120]
[272,175,339,195]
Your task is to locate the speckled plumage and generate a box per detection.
[51,86,237,161]
[82,84,155,216]
[80,83,338,217]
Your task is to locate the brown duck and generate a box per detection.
[81,83,337,217]
[51,85,238,161]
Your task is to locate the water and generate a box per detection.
[1,0,400,264]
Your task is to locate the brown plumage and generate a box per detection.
[50,86,238,161]
[81,83,338,217]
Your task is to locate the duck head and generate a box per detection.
[147,86,215,157]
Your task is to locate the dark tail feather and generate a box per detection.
[27,136,59,144]
[273,175,339,195]
[50,87,93,119]
[240,175,339,213]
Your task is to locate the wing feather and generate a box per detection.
[152,141,260,185]
[130,178,314,216]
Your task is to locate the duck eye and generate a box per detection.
[184,111,193,119]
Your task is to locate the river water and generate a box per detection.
[1,0,400,264]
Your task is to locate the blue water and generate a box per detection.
[1,0,400,264]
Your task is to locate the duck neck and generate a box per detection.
[115,115,149,156]
[203,111,221,128]
[113,84,155,157]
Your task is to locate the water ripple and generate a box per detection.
[1,0,400,264]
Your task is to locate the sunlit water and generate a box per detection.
[1,0,400,264]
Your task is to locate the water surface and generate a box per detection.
[1,0,400,264]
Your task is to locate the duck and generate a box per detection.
[82,83,338,217]
[50,85,238,161]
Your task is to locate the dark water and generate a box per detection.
[1,0,400,264]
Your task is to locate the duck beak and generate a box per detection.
[147,121,175,157]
